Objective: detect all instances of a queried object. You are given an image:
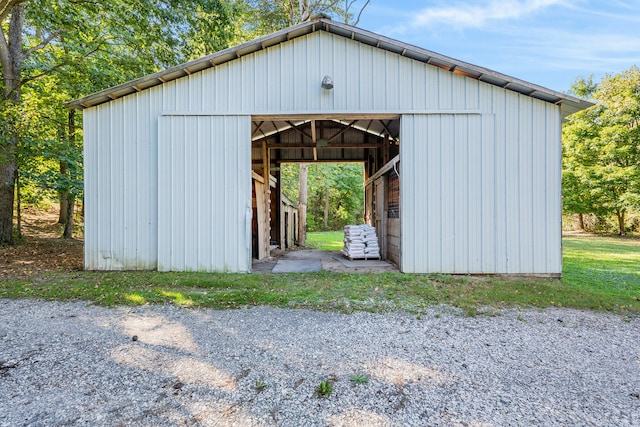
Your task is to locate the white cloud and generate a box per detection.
[410,0,568,29]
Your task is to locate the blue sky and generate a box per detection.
[356,0,640,93]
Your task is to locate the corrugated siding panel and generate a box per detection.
[157,115,251,272]
[401,97,561,274]
[84,91,159,270]
[83,108,98,269]
[162,32,477,114]
[546,107,562,273]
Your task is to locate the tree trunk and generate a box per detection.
[298,163,308,246]
[63,196,74,238]
[616,210,626,236]
[0,4,25,245]
[15,169,21,239]
[323,182,329,231]
[63,109,76,238]
[58,162,68,224]
[0,162,16,245]
[577,213,585,231]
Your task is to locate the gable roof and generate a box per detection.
[68,18,592,116]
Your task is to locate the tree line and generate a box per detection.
[1,0,637,245]
[0,0,370,245]
[280,163,365,232]
[563,67,640,235]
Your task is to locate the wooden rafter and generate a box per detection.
[285,120,312,141]
[327,120,358,142]
[251,121,265,137]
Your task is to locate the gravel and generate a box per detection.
[1,299,639,426]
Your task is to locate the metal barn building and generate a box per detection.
[70,18,591,274]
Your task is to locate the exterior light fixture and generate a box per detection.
[321,75,334,90]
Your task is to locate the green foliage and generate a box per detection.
[254,380,268,392]
[349,373,369,385]
[563,67,640,234]
[314,379,334,397]
[281,163,365,232]
[239,0,356,38]
[2,0,244,214]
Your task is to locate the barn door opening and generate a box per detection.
[250,115,400,267]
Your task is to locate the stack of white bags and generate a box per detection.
[342,224,380,259]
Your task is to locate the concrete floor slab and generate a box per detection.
[332,255,394,268]
[252,249,398,273]
[271,259,323,273]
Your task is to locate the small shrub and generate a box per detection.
[254,380,267,392]
[315,379,334,398]
[349,373,369,385]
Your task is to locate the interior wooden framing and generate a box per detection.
[250,115,401,265]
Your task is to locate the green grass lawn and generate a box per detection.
[306,231,344,250]
[0,235,638,316]
[562,235,639,310]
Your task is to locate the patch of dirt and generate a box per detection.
[0,208,83,278]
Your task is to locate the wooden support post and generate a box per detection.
[262,141,270,258]
[311,119,318,161]
[383,133,390,165]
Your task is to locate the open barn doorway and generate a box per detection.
[250,116,401,273]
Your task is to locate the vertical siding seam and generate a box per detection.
[183,118,187,270]
[557,110,562,273]
[222,118,228,270]
[168,118,174,269]
[438,114,443,273]
[469,116,473,272]
[234,117,244,272]
[544,105,549,272]
[108,102,114,269]
[196,116,201,270]
[422,116,428,271]
[516,95,521,273]
[212,119,218,270]
[133,96,139,268]
[530,100,535,271]
[479,114,484,272]
[453,116,458,272]
[493,89,502,272]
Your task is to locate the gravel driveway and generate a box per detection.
[1,299,638,426]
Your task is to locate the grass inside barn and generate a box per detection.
[1,219,638,315]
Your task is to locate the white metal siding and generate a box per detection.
[157,115,252,272]
[158,32,480,114]
[401,92,561,274]
[84,30,563,274]
[84,92,160,270]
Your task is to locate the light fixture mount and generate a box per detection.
[321,75,334,90]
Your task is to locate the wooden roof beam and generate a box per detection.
[327,120,358,142]
[252,121,265,137]
[285,120,312,141]
[378,120,397,139]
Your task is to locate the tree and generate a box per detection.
[563,68,640,235]
[0,0,241,243]
[298,163,308,246]
[281,163,364,233]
